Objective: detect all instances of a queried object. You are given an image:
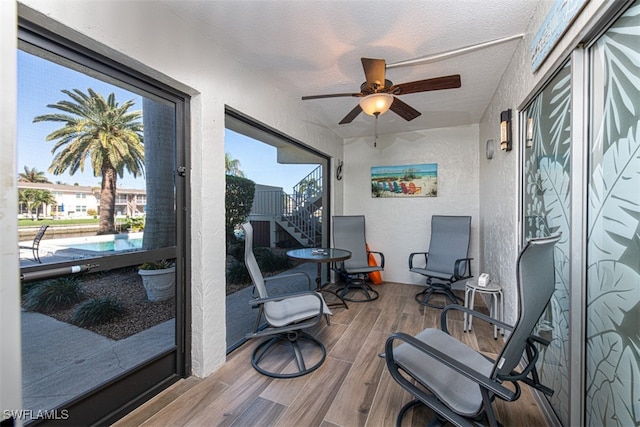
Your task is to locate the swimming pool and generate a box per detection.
[68,238,143,252]
[46,232,144,253]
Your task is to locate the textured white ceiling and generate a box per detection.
[163,0,539,139]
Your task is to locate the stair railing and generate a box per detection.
[282,193,320,246]
[293,165,322,208]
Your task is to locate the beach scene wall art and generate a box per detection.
[371,163,437,198]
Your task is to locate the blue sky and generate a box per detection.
[18,50,316,194]
[18,50,145,189]
[225,130,318,193]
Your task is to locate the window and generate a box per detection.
[224,109,330,352]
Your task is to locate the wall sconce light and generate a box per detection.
[500,109,512,151]
[526,117,534,148]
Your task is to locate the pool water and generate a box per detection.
[68,238,143,252]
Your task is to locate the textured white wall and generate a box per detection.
[478,0,614,325]
[343,125,480,285]
[15,0,344,379]
[0,0,22,416]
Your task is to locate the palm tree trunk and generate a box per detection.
[98,167,118,234]
[142,98,176,249]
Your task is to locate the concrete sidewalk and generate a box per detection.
[22,311,174,413]
[21,261,319,413]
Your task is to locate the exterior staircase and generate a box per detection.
[248,166,322,247]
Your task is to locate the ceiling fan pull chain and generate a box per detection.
[374,112,379,147]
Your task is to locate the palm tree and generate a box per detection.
[33,88,144,234]
[33,189,57,220]
[19,189,38,220]
[225,152,245,177]
[18,166,51,183]
[19,189,56,220]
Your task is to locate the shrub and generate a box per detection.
[23,277,84,312]
[121,215,145,232]
[22,280,40,298]
[227,241,244,259]
[225,175,255,242]
[71,297,125,326]
[257,249,291,273]
[226,260,250,285]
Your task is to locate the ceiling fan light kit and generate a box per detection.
[359,93,394,116]
[301,57,461,125]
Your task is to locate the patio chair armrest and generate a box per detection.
[408,252,428,269]
[248,289,320,306]
[368,250,385,268]
[385,332,516,402]
[264,271,313,289]
[246,290,325,339]
[453,257,473,279]
[529,334,551,348]
[440,304,513,334]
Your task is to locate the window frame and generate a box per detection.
[17,17,192,425]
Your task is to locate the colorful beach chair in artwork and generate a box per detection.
[400,182,415,194]
[409,182,422,194]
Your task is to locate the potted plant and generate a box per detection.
[138,259,175,301]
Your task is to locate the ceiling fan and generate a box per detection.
[301,57,461,125]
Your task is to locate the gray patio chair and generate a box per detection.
[241,222,332,378]
[332,215,385,302]
[385,234,560,427]
[409,215,473,308]
[19,224,49,263]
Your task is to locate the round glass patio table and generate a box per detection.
[286,248,351,309]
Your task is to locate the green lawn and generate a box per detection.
[18,218,110,227]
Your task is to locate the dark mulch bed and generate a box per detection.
[25,268,174,341]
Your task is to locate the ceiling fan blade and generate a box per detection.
[361,58,386,89]
[339,104,363,124]
[392,75,461,95]
[389,97,421,121]
[302,92,362,100]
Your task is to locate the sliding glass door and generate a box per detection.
[521,61,572,425]
[585,2,640,424]
[520,3,640,425]
[224,110,329,352]
[18,20,189,425]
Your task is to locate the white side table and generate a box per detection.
[463,280,504,339]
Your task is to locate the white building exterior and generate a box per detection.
[17,182,146,218]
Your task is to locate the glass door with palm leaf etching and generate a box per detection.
[585,2,640,424]
[521,61,572,425]
[521,3,640,424]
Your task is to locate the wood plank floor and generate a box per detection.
[114,282,549,426]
